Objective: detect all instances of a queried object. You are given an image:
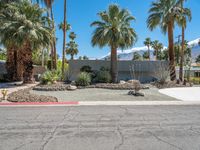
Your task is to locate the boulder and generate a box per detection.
[119,80,126,84]
[67,85,77,91]
[127,80,140,84]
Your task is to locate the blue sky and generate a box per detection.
[51,0,200,59]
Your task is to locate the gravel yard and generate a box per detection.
[30,88,178,101]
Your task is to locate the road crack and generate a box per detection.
[148,131,183,150]
[40,108,71,150]
[114,126,124,150]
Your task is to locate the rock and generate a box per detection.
[67,85,77,91]
[127,80,140,84]
[119,80,126,84]
[7,88,58,102]
[142,86,150,89]
[71,81,76,85]
[128,90,144,97]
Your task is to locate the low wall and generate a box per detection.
[69,60,169,83]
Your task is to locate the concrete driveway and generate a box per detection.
[0,105,200,150]
[159,87,200,101]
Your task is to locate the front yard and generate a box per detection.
[30,87,177,102]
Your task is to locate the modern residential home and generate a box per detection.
[69,60,169,83]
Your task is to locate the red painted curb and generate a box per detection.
[0,101,79,105]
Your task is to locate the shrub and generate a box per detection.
[190,77,200,85]
[95,67,111,83]
[80,65,92,73]
[153,62,170,85]
[75,72,91,86]
[63,69,72,83]
[40,70,61,85]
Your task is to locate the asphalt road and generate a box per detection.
[0,105,200,150]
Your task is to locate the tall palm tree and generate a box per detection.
[91,4,137,83]
[66,32,78,60]
[58,22,71,65]
[40,0,57,70]
[62,0,67,76]
[58,22,71,33]
[0,1,52,83]
[152,40,163,60]
[147,0,187,81]
[144,38,152,60]
[178,0,191,81]
[0,0,24,81]
[66,41,78,60]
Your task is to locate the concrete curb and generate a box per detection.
[1,101,200,107]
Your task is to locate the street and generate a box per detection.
[0,105,200,150]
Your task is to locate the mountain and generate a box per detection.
[101,38,200,61]
[188,38,200,61]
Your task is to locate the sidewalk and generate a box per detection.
[1,100,200,107]
[0,82,38,99]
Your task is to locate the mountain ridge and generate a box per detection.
[101,38,200,61]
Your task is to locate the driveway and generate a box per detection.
[0,105,200,150]
[159,87,200,101]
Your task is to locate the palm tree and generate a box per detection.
[62,0,67,76]
[147,0,187,81]
[152,40,163,60]
[58,22,71,33]
[178,0,191,81]
[91,4,137,83]
[0,1,52,83]
[66,42,78,60]
[40,0,57,70]
[133,52,141,61]
[66,32,79,60]
[143,51,149,60]
[144,38,152,60]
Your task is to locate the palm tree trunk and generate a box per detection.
[6,46,16,81]
[71,54,74,60]
[62,0,67,76]
[111,46,118,83]
[148,46,150,61]
[50,7,57,70]
[17,48,24,81]
[23,42,34,84]
[155,50,158,61]
[179,0,185,82]
[168,21,176,81]
[179,27,184,82]
[47,10,54,70]
[41,49,44,67]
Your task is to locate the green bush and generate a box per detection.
[190,77,200,85]
[80,65,92,73]
[40,70,61,85]
[75,72,91,86]
[95,68,111,83]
